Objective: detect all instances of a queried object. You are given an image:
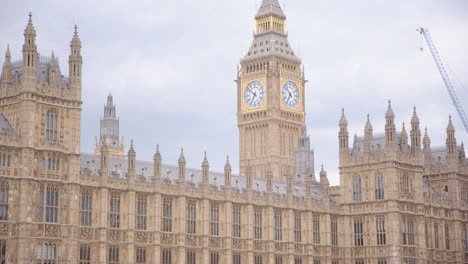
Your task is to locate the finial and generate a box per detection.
[28,12,32,24]
[130,139,134,147]
[402,122,406,130]
[367,114,370,121]
[413,105,417,114]
[226,155,230,162]
[181,148,184,155]
[321,164,324,172]
[74,24,78,34]
[388,99,391,107]
[156,144,159,152]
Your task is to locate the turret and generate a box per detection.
[127,140,136,181]
[320,165,330,198]
[100,139,109,177]
[202,152,209,187]
[153,145,162,183]
[400,123,408,153]
[423,128,432,168]
[48,51,57,86]
[385,101,396,151]
[446,116,457,164]
[1,45,12,85]
[178,148,186,185]
[22,12,37,85]
[68,24,82,98]
[460,142,466,163]
[364,114,373,154]
[410,107,421,155]
[224,155,232,189]
[339,108,349,161]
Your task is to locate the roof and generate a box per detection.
[9,55,68,85]
[255,0,286,19]
[242,33,300,63]
[351,132,406,155]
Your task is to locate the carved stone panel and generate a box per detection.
[108,229,121,242]
[80,227,93,240]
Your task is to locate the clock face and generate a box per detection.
[244,81,265,108]
[282,81,299,107]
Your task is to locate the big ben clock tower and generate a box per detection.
[237,0,306,181]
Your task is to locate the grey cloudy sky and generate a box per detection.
[1,0,467,185]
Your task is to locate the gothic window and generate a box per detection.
[0,154,10,168]
[275,256,283,264]
[295,258,303,264]
[37,242,57,264]
[46,110,58,141]
[47,158,59,171]
[186,251,196,264]
[294,213,302,243]
[0,183,8,220]
[254,255,263,264]
[161,249,172,264]
[233,254,241,264]
[274,211,282,241]
[313,259,320,264]
[232,205,241,238]
[136,247,146,264]
[445,224,450,250]
[210,252,219,264]
[354,218,364,246]
[353,176,362,201]
[186,200,196,234]
[376,216,386,245]
[210,203,219,236]
[162,198,173,232]
[463,223,468,251]
[402,216,414,245]
[434,223,439,249]
[0,240,5,264]
[39,185,59,223]
[462,184,468,204]
[136,196,147,230]
[331,216,338,246]
[254,208,262,239]
[400,174,412,194]
[109,193,120,228]
[425,221,431,248]
[377,260,387,264]
[80,190,92,226]
[313,215,320,244]
[375,173,384,200]
[79,245,91,264]
[108,247,119,264]
[355,260,364,264]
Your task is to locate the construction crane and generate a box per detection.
[418,27,468,134]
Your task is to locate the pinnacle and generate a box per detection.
[28,12,32,24]
[402,122,407,133]
[256,0,285,19]
[411,106,419,123]
[385,100,394,118]
[339,108,347,125]
[5,44,10,58]
[447,115,455,131]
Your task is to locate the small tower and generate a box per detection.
[224,155,232,189]
[178,148,186,185]
[22,12,37,86]
[339,108,349,163]
[1,45,12,86]
[320,165,330,198]
[128,140,136,181]
[48,51,57,86]
[154,145,162,184]
[202,152,209,187]
[95,94,124,158]
[410,107,422,155]
[69,24,82,99]
[423,128,432,168]
[364,114,373,154]
[295,124,315,180]
[400,123,408,153]
[100,139,109,177]
[446,116,457,165]
[385,101,396,151]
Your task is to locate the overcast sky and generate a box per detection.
[1,0,467,185]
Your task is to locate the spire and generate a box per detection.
[24,12,36,36]
[401,122,408,153]
[266,163,273,194]
[411,106,419,123]
[178,148,186,163]
[339,108,349,161]
[1,45,12,82]
[446,116,457,156]
[364,114,373,154]
[202,152,209,186]
[447,115,455,132]
[339,108,348,125]
[365,114,373,135]
[127,139,136,180]
[5,45,10,61]
[224,155,232,188]
[385,101,396,149]
[22,12,37,75]
[319,165,329,186]
[178,148,186,185]
[154,144,162,183]
[385,100,394,118]
[255,0,286,20]
[69,24,82,89]
[423,127,432,167]
[410,106,421,155]
[128,139,135,155]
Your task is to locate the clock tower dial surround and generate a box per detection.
[236,0,306,181]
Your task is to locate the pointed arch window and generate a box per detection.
[353,176,362,201]
[46,110,58,140]
[375,173,384,200]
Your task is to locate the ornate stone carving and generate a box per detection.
[253,240,263,251]
[210,237,221,248]
[162,233,173,245]
[0,222,8,236]
[275,242,285,252]
[45,224,59,237]
[136,231,148,243]
[186,235,198,247]
[108,229,121,242]
[232,238,242,250]
[80,227,93,240]
[294,243,303,254]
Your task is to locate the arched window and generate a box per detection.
[462,184,468,204]
[375,173,384,200]
[401,174,411,194]
[46,110,58,140]
[353,176,362,201]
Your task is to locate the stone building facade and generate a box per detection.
[0,1,467,264]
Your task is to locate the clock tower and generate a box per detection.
[237,0,306,181]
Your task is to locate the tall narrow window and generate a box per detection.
[425,222,430,248]
[162,198,173,232]
[353,176,361,201]
[295,258,303,264]
[254,255,263,264]
[463,224,468,251]
[39,185,59,223]
[294,213,302,243]
[354,218,364,246]
[377,260,387,264]
[232,205,241,238]
[331,216,338,246]
[108,247,119,264]
[401,174,411,194]
[187,200,196,234]
[136,196,147,230]
[186,251,196,264]
[434,223,439,249]
[254,208,262,240]
[275,256,282,264]
[46,110,58,140]
[109,193,120,228]
[376,216,386,245]
[313,215,320,244]
[445,224,450,250]
[0,155,10,168]
[80,190,92,226]
[136,247,146,264]
[274,211,282,241]
[210,252,219,264]
[233,254,241,264]
[161,249,171,264]
[375,174,384,200]
[210,203,219,236]
[0,240,6,264]
[0,183,8,220]
[402,216,414,245]
[37,243,57,264]
[313,259,320,264]
[79,245,91,264]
